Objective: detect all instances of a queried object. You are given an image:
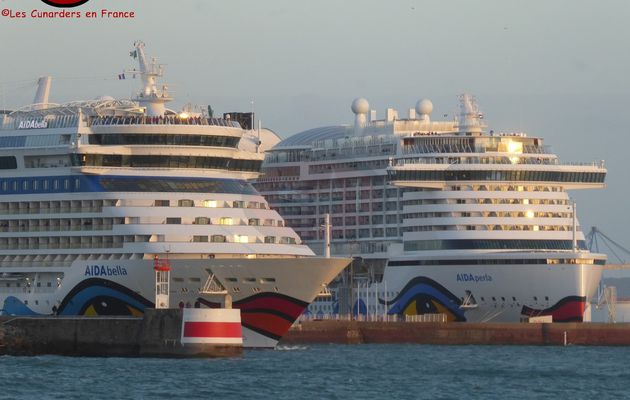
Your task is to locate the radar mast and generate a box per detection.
[129,41,172,117]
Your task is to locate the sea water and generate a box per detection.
[0,345,627,399]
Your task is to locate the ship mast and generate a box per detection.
[130,41,172,117]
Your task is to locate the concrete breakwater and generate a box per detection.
[0,309,241,357]
[280,320,630,346]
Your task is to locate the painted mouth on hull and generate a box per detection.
[197,292,308,341]
[383,277,466,322]
[521,296,586,322]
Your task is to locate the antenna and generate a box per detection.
[572,200,578,251]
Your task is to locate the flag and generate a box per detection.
[118,73,125,80]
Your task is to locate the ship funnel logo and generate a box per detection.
[41,0,90,7]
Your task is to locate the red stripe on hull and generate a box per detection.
[551,300,585,322]
[522,297,586,322]
[183,322,242,338]
[241,313,294,339]
[236,296,306,319]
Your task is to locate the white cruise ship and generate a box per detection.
[256,95,607,322]
[0,42,349,348]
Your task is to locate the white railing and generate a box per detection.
[298,313,447,323]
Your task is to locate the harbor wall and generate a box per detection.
[0,309,241,357]
[280,320,630,346]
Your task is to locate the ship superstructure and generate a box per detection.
[256,95,606,322]
[0,42,349,348]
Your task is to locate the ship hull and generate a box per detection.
[0,257,349,348]
[381,258,603,322]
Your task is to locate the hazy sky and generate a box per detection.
[0,0,629,252]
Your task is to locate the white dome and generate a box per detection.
[351,98,370,114]
[416,99,433,115]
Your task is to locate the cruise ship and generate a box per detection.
[256,95,607,322]
[0,42,349,348]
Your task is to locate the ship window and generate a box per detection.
[53,180,59,190]
[264,236,276,244]
[219,217,233,225]
[193,235,208,242]
[154,200,170,207]
[232,201,245,208]
[194,217,210,225]
[404,239,587,252]
[492,297,496,301]
[545,296,549,301]
[211,235,226,243]
[203,200,218,208]
[23,181,28,191]
[279,236,297,245]
[243,277,256,283]
[0,156,17,170]
[166,217,181,224]
[234,235,249,244]
[178,199,194,207]
[225,277,237,282]
[248,218,260,226]
[76,154,262,172]
[87,134,239,148]
[99,178,258,195]
[64,179,70,190]
[533,296,538,301]
[47,282,51,287]
[1,181,6,191]
[261,278,276,283]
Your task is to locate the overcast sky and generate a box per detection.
[0,0,628,251]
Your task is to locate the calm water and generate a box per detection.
[0,345,627,399]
